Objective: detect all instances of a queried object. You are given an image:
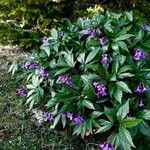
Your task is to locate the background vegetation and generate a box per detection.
[0,0,150,49]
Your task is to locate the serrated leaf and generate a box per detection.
[139,120,150,137]
[114,87,122,103]
[96,120,112,133]
[116,81,132,93]
[91,111,102,118]
[85,49,98,64]
[122,117,141,128]
[118,41,129,52]
[117,101,129,121]
[119,127,135,149]
[115,34,133,41]
[77,52,85,64]
[64,51,75,67]
[83,100,95,110]
[140,109,150,120]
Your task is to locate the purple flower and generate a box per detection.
[101,54,112,64]
[99,142,115,150]
[43,111,54,122]
[81,28,97,37]
[42,36,50,45]
[16,87,27,96]
[66,112,73,120]
[73,115,83,124]
[90,29,97,37]
[139,99,144,107]
[133,48,148,60]
[47,114,54,121]
[57,74,75,87]
[141,23,150,30]
[93,82,107,97]
[59,31,64,39]
[135,84,148,94]
[23,61,38,69]
[100,37,108,46]
[40,68,49,77]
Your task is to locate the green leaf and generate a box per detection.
[118,73,134,79]
[139,120,150,137]
[115,34,133,41]
[51,28,58,39]
[83,100,95,110]
[54,68,70,76]
[29,99,35,110]
[85,49,98,64]
[118,41,129,52]
[91,111,102,118]
[64,51,75,67]
[116,81,132,93]
[122,117,141,128]
[140,109,150,120]
[96,120,113,133]
[117,101,129,121]
[32,76,40,87]
[119,127,135,149]
[125,11,133,22]
[114,87,123,103]
[77,52,85,64]
[133,30,144,45]
[8,61,18,76]
[73,125,82,136]
[61,114,66,129]
[41,45,50,56]
[51,114,61,129]
[118,65,132,74]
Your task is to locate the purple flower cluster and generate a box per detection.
[81,28,103,38]
[133,48,148,60]
[99,142,115,150]
[93,82,107,97]
[64,112,83,124]
[99,37,108,46]
[16,87,27,96]
[39,67,49,77]
[135,84,148,94]
[23,61,38,69]
[57,74,75,87]
[141,23,150,30]
[43,112,54,122]
[42,36,50,45]
[101,54,112,64]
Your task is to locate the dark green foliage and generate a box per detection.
[0,0,67,49]
[11,11,150,149]
[1,0,150,49]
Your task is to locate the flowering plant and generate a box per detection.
[10,11,150,150]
